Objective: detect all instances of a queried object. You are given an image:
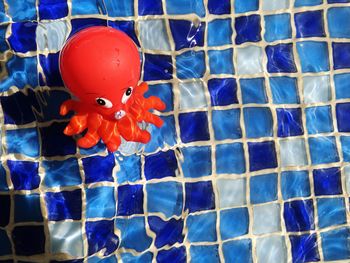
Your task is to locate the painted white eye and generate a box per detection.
[96,98,113,108]
[121,87,133,104]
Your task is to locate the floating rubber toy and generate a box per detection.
[59,26,165,152]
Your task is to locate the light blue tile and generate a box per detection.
[256,236,287,263]
[263,0,289,11]
[216,143,245,174]
[297,41,329,73]
[217,178,246,208]
[176,51,206,79]
[264,14,292,42]
[317,198,346,228]
[208,19,232,46]
[220,207,249,239]
[208,49,234,74]
[190,245,219,263]
[223,239,252,263]
[139,20,170,51]
[250,173,278,204]
[187,212,217,242]
[253,203,281,235]
[281,171,310,199]
[72,0,101,15]
[86,187,116,218]
[181,146,211,178]
[7,0,36,21]
[345,166,350,194]
[244,107,273,138]
[236,45,263,75]
[212,109,241,140]
[104,0,134,16]
[328,7,350,38]
[270,77,299,104]
[116,154,141,184]
[6,128,39,158]
[166,0,205,17]
[295,0,322,6]
[49,221,84,257]
[179,81,207,110]
[240,78,267,104]
[334,73,350,99]
[36,21,69,51]
[234,0,258,13]
[279,138,308,167]
[121,252,153,263]
[303,75,331,103]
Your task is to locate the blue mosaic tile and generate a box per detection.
[71,0,101,15]
[240,78,267,104]
[208,19,232,46]
[212,109,241,140]
[146,83,173,112]
[7,0,36,21]
[222,239,252,263]
[180,146,212,178]
[317,198,346,228]
[264,14,292,42]
[14,194,42,223]
[290,234,320,263]
[86,187,115,218]
[0,230,12,256]
[208,49,234,74]
[295,11,325,38]
[341,136,350,162]
[328,0,350,2]
[284,199,315,232]
[305,106,333,135]
[86,220,119,256]
[308,136,339,165]
[104,0,134,17]
[234,0,258,13]
[333,42,350,70]
[39,0,68,20]
[121,252,153,263]
[179,112,210,143]
[277,108,304,137]
[0,165,8,192]
[165,0,205,17]
[0,195,10,227]
[169,20,205,51]
[185,181,215,213]
[337,103,350,132]
[116,217,152,252]
[266,43,297,73]
[144,150,178,180]
[176,51,205,79]
[328,7,350,38]
[295,0,323,6]
[250,173,278,204]
[270,77,299,104]
[117,184,143,216]
[45,189,82,221]
[0,1,9,22]
[148,216,184,248]
[297,41,329,72]
[43,158,81,187]
[335,73,350,99]
[321,227,350,261]
[6,128,39,158]
[39,53,64,87]
[7,160,40,190]
[216,143,245,174]
[244,107,273,138]
[208,78,238,106]
[12,226,45,256]
[190,245,219,263]
[220,207,249,240]
[147,182,183,217]
[82,154,115,183]
[208,0,230,14]
[248,141,277,171]
[70,18,107,36]
[143,54,173,81]
[138,0,163,15]
[157,247,186,263]
[88,256,115,263]
[281,171,311,199]
[235,15,261,45]
[116,155,141,184]
[8,22,37,53]
[313,167,342,195]
[0,25,9,53]
[40,122,77,157]
[109,21,139,46]
[187,212,217,242]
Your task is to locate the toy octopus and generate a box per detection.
[59,27,165,152]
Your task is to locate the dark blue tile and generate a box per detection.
[250,173,278,204]
[290,234,320,263]
[208,0,230,14]
[179,112,210,143]
[0,230,11,256]
[45,189,82,221]
[284,199,315,232]
[266,43,297,73]
[169,20,205,50]
[70,18,107,36]
[40,122,77,157]
[0,165,8,192]
[295,11,325,38]
[12,226,45,256]
[79,141,106,156]
[336,103,350,132]
[148,217,184,248]
[14,194,43,223]
[321,227,350,261]
[176,51,205,79]
[117,185,143,216]
[277,108,304,137]
[157,247,186,263]
[235,15,261,45]
[82,154,115,183]
[333,42,350,69]
[248,141,277,172]
[51,260,83,263]
[109,21,139,47]
[138,0,163,15]
[144,150,178,180]
[313,167,342,195]
[208,78,238,106]
[8,22,37,53]
[86,220,119,256]
[143,54,173,81]
[39,0,68,19]
[7,160,40,190]
[39,53,64,87]
[185,181,215,213]
[0,195,10,227]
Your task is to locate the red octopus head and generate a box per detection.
[59,26,141,119]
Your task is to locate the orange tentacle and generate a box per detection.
[118,115,151,143]
[63,114,88,136]
[77,113,103,148]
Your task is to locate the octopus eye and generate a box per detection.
[96,98,113,108]
[122,87,133,104]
